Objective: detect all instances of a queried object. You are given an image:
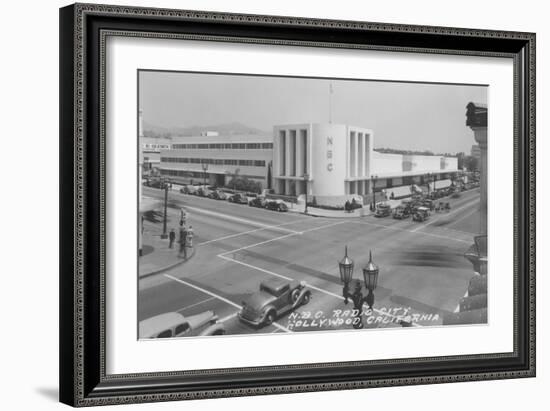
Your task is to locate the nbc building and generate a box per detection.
[158,122,458,203]
[159,132,273,188]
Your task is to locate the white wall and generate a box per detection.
[1,1,546,411]
[310,123,348,196]
[372,151,404,174]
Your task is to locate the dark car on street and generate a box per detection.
[248,197,266,208]
[145,178,168,189]
[412,206,430,222]
[392,205,410,219]
[374,203,392,217]
[208,189,228,200]
[265,200,288,212]
[239,278,311,327]
[227,193,248,204]
[421,199,435,211]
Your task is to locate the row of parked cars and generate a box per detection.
[179,184,289,212]
[375,185,463,222]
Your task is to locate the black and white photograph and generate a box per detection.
[138,71,488,339]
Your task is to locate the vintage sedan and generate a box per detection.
[208,189,228,200]
[412,206,430,222]
[239,279,311,327]
[227,193,249,204]
[265,200,288,212]
[374,203,392,217]
[248,197,266,208]
[139,311,225,339]
[392,205,410,219]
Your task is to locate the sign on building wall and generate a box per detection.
[327,136,334,172]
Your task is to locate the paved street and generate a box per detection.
[139,186,482,337]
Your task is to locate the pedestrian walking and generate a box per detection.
[168,228,176,249]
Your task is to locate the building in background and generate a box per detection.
[159,133,273,187]
[272,123,458,204]
[141,137,172,173]
[138,109,172,174]
[157,121,458,203]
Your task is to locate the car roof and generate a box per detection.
[260,278,290,293]
[417,206,429,211]
[139,312,186,338]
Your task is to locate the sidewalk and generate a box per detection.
[139,221,195,278]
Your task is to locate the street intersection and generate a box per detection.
[139,186,482,337]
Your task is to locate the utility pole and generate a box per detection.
[161,183,168,239]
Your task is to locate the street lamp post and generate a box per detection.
[338,246,380,329]
[202,163,209,187]
[160,183,169,239]
[303,173,309,214]
[426,172,438,195]
[370,175,378,211]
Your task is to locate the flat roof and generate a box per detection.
[171,133,273,143]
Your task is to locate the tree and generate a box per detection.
[463,155,479,171]
[226,175,262,193]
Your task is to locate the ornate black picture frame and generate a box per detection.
[59,3,535,407]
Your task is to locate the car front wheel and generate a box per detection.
[264,311,276,326]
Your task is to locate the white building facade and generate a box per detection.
[157,122,458,201]
[159,134,273,187]
[272,123,458,201]
[273,123,375,198]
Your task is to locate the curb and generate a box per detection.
[139,247,196,279]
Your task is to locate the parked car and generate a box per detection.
[392,205,410,219]
[265,200,288,212]
[412,206,430,222]
[400,199,414,214]
[374,203,392,217]
[227,193,249,204]
[139,311,225,339]
[239,279,311,327]
[421,199,435,211]
[145,178,168,189]
[195,186,213,197]
[208,190,228,200]
[441,187,453,197]
[248,197,266,208]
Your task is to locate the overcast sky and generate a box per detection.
[139,71,487,154]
